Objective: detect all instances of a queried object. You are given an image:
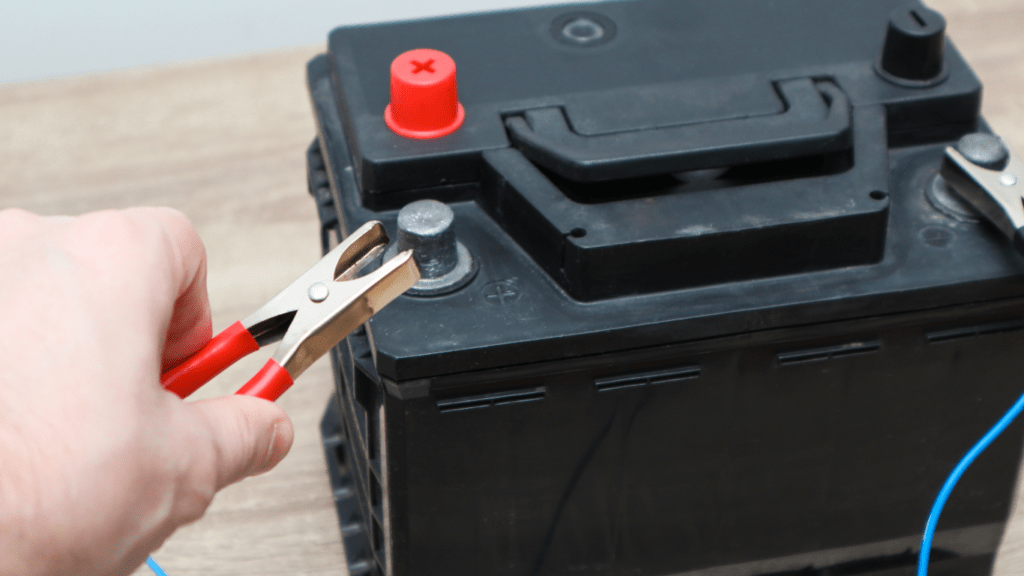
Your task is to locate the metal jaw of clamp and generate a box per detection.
[161,221,420,401]
[942,134,1024,253]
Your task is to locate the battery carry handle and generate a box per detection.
[505,78,852,183]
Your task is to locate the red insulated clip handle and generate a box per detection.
[161,321,260,399]
[234,359,295,401]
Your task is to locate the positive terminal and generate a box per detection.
[384,49,465,139]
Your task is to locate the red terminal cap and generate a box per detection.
[385,48,465,139]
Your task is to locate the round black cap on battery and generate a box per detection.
[879,4,946,82]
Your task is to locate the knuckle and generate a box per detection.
[174,481,217,526]
[229,406,266,478]
[0,207,40,225]
[72,210,149,252]
[143,405,221,529]
[0,208,44,241]
[169,443,218,526]
[131,207,208,288]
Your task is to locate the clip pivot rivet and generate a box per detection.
[1001,173,1018,187]
[308,282,330,303]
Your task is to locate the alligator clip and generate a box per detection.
[942,134,1024,253]
[161,221,420,401]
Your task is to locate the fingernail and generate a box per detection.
[256,422,284,475]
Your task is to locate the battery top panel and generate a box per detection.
[326,0,979,193]
[307,0,1024,381]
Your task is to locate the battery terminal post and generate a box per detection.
[941,133,1024,254]
[384,48,465,139]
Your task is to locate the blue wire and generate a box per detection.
[918,389,1024,576]
[146,556,168,576]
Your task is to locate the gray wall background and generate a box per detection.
[0,0,591,84]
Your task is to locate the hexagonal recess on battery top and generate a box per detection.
[550,12,617,47]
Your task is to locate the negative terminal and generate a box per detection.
[383,199,478,296]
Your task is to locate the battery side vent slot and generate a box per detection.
[595,365,701,392]
[926,319,1024,344]
[777,340,881,366]
[436,386,546,413]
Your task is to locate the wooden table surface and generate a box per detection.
[0,1,1022,575]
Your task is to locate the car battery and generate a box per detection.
[305,1,1024,575]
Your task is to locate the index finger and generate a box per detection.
[123,207,213,371]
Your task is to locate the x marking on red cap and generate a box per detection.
[410,59,435,74]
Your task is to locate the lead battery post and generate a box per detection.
[383,199,478,296]
[941,133,1024,251]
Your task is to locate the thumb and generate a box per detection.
[187,395,294,490]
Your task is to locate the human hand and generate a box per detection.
[0,208,294,576]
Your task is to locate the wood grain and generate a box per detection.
[0,1,1021,574]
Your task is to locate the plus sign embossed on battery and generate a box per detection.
[920,225,955,248]
[483,281,522,306]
